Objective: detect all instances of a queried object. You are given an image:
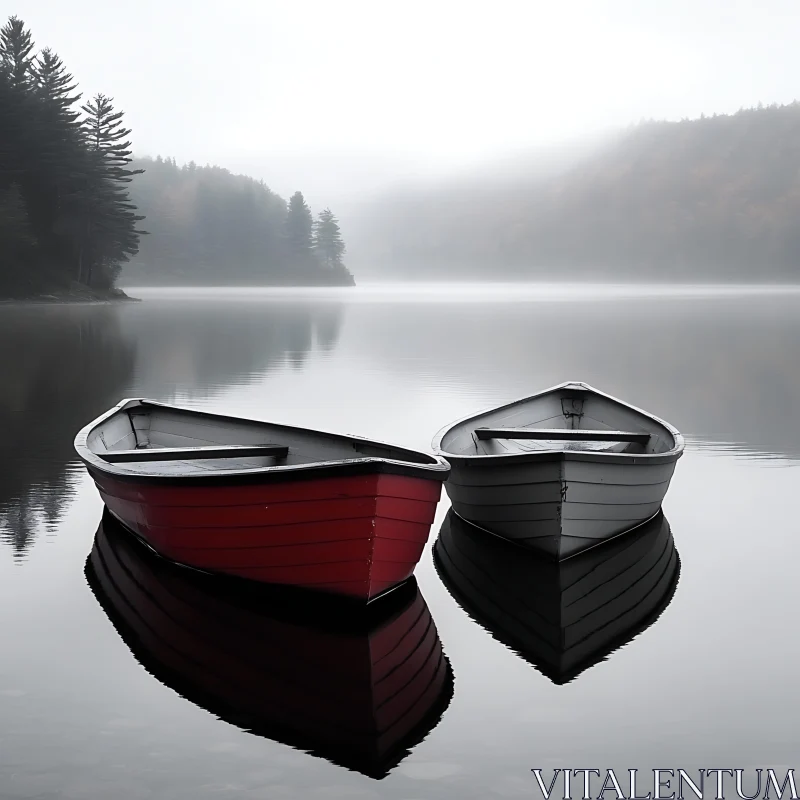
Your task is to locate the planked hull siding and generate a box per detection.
[433,509,680,683]
[90,470,442,601]
[432,382,684,560]
[86,513,454,779]
[445,457,677,559]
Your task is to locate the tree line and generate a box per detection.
[355,101,800,282]
[0,16,144,297]
[0,15,354,298]
[126,157,353,286]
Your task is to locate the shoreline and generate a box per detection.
[0,288,142,305]
[0,280,359,305]
[8,280,800,306]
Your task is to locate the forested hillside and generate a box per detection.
[354,103,800,282]
[0,16,144,298]
[0,15,354,299]
[124,157,355,287]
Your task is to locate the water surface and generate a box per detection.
[1,284,799,798]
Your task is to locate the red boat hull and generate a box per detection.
[89,470,443,601]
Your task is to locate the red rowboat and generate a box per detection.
[74,399,450,602]
[86,511,454,779]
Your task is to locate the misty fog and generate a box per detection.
[7,0,800,292]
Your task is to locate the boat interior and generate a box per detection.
[86,400,441,475]
[440,384,677,457]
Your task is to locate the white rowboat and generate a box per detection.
[431,382,684,560]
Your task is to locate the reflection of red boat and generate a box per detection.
[85,512,454,779]
[74,399,450,601]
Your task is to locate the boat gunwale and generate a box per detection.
[75,398,451,484]
[431,381,685,467]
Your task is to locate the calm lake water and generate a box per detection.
[2,283,800,799]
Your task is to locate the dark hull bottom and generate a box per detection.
[90,471,442,601]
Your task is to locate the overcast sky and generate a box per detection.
[17,0,800,206]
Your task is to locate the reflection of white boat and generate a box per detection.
[433,508,680,684]
[432,382,684,559]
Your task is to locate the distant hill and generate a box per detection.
[351,103,800,282]
[123,157,355,287]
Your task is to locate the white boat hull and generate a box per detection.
[445,457,677,559]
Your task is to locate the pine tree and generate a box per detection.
[30,47,85,267]
[34,48,79,109]
[81,93,144,182]
[284,190,313,266]
[33,47,83,174]
[0,17,38,186]
[0,16,34,91]
[312,208,346,269]
[76,93,145,287]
